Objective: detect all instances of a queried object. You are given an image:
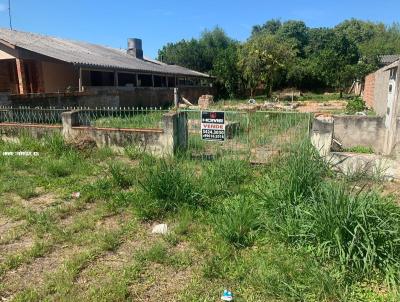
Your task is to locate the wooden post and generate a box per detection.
[136,74,139,87]
[15,58,27,94]
[152,74,155,87]
[114,71,118,87]
[78,67,83,92]
[174,88,179,108]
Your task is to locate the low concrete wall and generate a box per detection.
[0,110,188,156]
[311,115,400,180]
[0,123,62,140]
[61,110,187,155]
[332,115,386,153]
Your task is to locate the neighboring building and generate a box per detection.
[0,28,212,95]
[363,59,400,118]
[378,54,400,67]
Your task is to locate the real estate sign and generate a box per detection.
[201,111,225,141]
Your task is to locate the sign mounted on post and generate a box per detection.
[201,111,225,141]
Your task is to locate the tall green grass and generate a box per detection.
[213,196,261,248]
[257,139,400,284]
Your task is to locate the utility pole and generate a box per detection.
[8,0,13,30]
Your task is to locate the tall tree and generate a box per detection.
[238,34,296,96]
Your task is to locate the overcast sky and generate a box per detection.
[0,0,399,58]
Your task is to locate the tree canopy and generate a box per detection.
[157,19,400,98]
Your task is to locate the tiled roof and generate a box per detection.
[379,54,400,66]
[0,28,210,78]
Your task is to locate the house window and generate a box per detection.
[90,71,114,86]
[137,74,153,87]
[118,73,136,87]
[389,68,397,80]
[389,85,393,93]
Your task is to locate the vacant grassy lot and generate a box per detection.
[0,134,399,301]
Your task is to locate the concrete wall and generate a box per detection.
[0,87,215,108]
[0,123,62,140]
[333,115,386,153]
[0,110,188,156]
[373,67,391,116]
[41,61,78,93]
[311,115,400,179]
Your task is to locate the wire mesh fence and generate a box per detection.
[182,109,312,162]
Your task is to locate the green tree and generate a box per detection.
[238,34,296,96]
[316,33,360,96]
[251,19,282,36]
[276,20,309,56]
[212,43,242,98]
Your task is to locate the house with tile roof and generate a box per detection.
[0,29,212,95]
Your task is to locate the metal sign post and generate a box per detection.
[201,111,225,141]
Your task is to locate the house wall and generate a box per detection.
[0,61,11,93]
[0,60,18,94]
[373,67,391,116]
[41,61,78,93]
[363,73,375,109]
[0,50,15,59]
[0,86,216,108]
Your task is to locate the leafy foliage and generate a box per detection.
[158,19,400,97]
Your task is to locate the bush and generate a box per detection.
[213,196,261,248]
[346,97,366,114]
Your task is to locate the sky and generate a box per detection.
[0,0,399,59]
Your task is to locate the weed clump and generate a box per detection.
[258,139,400,283]
[214,196,261,248]
[109,162,135,189]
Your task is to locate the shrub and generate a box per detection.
[346,97,366,114]
[213,196,261,248]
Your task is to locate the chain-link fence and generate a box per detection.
[182,109,312,162]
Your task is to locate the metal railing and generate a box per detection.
[0,106,68,124]
[0,106,169,129]
[76,107,168,129]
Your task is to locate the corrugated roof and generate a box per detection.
[379,54,400,66]
[0,28,210,78]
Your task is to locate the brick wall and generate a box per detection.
[363,72,375,109]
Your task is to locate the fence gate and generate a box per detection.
[181,109,311,163]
